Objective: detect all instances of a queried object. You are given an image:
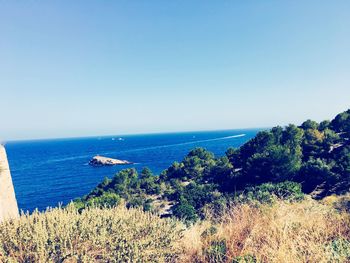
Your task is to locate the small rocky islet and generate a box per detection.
[89,155,132,166]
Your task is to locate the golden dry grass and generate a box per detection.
[1,198,350,263]
[180,198,350,263]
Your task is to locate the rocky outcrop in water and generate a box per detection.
[89,155,132,166]
[0,145,19,222]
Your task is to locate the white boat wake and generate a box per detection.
[36,134,247,165]
[104,134,247,154]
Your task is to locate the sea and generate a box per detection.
[5,129,260,212]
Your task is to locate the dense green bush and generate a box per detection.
[74,192,121,210]
[172,198,198,223]
[240,181,304,204]
[331,109,350,133]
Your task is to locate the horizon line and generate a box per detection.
[3,127,268,144]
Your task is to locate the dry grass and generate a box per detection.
[180,197,350,263]
[1,198,350,263]
[0,204,184,262]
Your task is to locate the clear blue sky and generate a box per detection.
[1,1,349,140]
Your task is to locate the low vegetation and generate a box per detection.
[2,109,350,262]
[182,196,350,262]
[1,197,350,262]
[0,205,183,262]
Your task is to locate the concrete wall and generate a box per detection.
[0,145,19,222]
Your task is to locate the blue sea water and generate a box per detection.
[5,129,259,212]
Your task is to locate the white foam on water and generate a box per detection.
[103,134,247,155]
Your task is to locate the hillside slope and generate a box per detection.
[75,109,350,221]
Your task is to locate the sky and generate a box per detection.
[0,1,349,140]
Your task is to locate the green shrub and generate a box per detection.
[205,239,227,262]
[241,181,304,204]
[73,192,121,211]
[172,199,198,223]
[328,238,350,262]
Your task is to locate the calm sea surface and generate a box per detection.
[5,129,259,212]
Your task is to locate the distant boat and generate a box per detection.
[112,137,124,141]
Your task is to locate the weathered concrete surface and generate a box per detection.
[0,145,19,222]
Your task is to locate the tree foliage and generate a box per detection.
[76,109,350,221]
